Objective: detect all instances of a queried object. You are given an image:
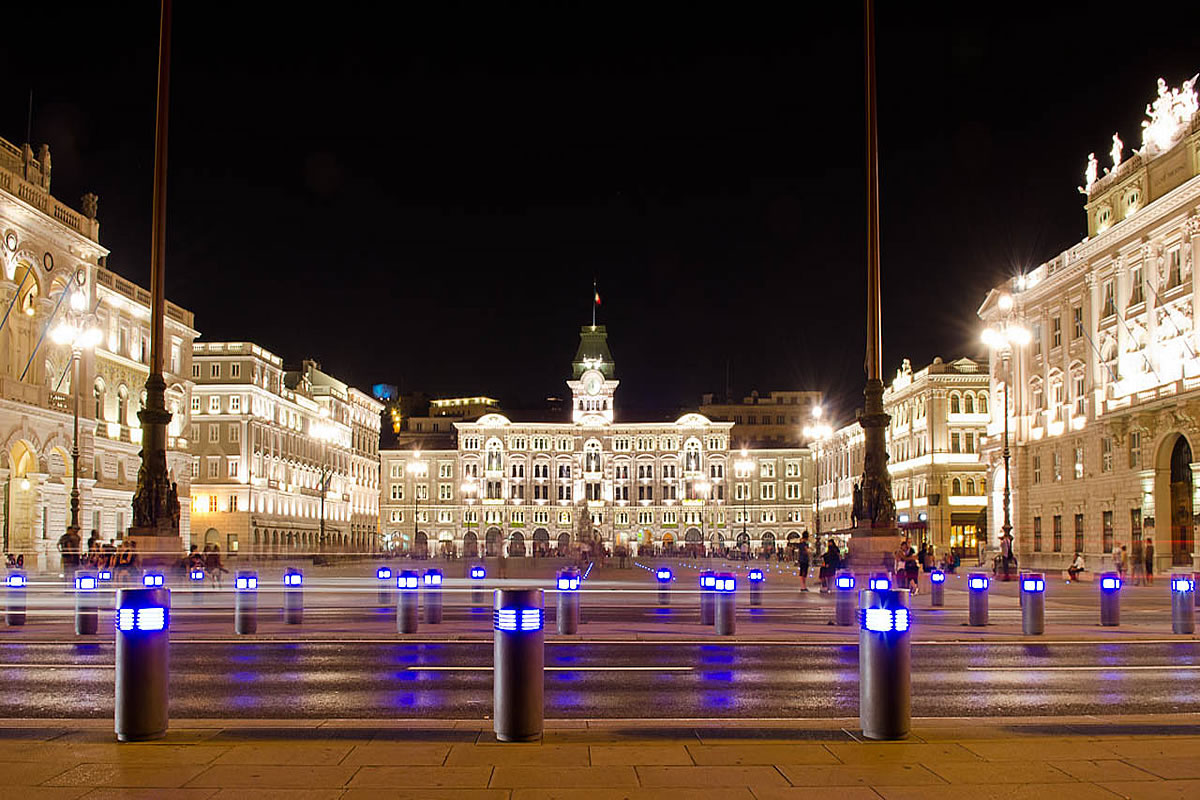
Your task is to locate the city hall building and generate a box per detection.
[979,75,1200,571]
[380,325,816,558]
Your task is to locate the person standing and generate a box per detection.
[1131,536,1144,586]
[822,538,841,593]
[1114,544,1127,582]
[797,531,811,593]
[1144,537,1155,585]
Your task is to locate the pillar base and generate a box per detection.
[847,524,903,572]
[125,527,183,568]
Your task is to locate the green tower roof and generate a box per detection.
[572,325,615,379]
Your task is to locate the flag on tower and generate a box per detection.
[594,288,601,305]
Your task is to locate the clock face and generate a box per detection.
[585,374,601,395]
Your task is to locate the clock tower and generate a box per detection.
[567,325,618,425]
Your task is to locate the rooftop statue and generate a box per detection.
[1141,75,1198,155]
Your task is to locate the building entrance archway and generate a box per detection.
[557,532,570,555]
[508,531,526,557]
[485,527,501,557]
[463,531,479,559]
[532,527,550,557]
[1170,435,1194,566]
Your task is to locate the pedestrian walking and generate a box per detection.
[205,544,228,589]
[1131,536,1144,585]
[797,531,811,592]
[1144,537,1155,585]
[821,538,841,593]
[1114,545,1127,581]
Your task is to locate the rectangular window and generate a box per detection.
[230,363,241,378]
[1074,375,1086,416]
[439,483,452,501]
[785,482,801,500]
[1053,515,1063,552]
[208,396,220,413]
[511,483,525,500]
[192,363,201,379]
[663,482,677,501]
[760,461,775,478]
[208,495,217,512]
[229,495,239,512]
[210,363,220,378]
[638,485,653,501]
[1074,446,1084,479]
[534,484,548,500]
[191,395,201,412]
[207,458,219,478]
[964,432,975,454]
[1131,508,1142,543]
[1072,306,1083,339]
[1167,246,1182,288]
[558,484,573,501]
[760,483,775,500]
[416,484,428,501]
[558,464,572,479]
[208,424,220,443]
[614,485,628,501]
[1052,316,1062,348]
[1032,454,1041,484]
[1033,516,1042,552]
[950,432,961,453]
[439,463,453,479]
[1101,437,1112,472]
[229,424,240,443]
[1129,432,1141,469]
[1074,513,1085,554]
[1102,510,1114,553]
[1032,322,1043,350]
[229,395,241,413]
[1053,451,1062,482]
[735,483,749,501]
[390,464,403,479]
[1130,267,1144,305]
[390,484,404,501]
[1102,280,1116,317]
[227,458,239,478]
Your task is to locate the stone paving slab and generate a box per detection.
[1,715,1200,798]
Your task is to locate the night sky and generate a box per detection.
[4,2,1198,424]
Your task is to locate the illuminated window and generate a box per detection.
[1128,432,1141,468]
[208,425,219,443]
[950,394,960,414]
[1074,513,1084,553]
[1074,446,1084,479]
[760,483,775,500]
[1101,437,1113,472]
[1033,516,1042,552]
[1033,454,1041,484]
[1102,510,1114,553]
[1052,451,1061,482]
[1102,280,1116,317]
[1052,317,1062,348]
[230,363,241,378]
[439,483,452,501]
[1052,515,1062,552]
[191,395,201,412]
[208,395,220,413]
[210,363,220,379]
[1129,267,1144,306]
[439,462,453,479]
[1072,306,1083,339]
[230,396,241,413]
[1167,246,1182,289]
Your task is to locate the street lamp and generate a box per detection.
[461,475,478,557]
[51,286,102,555]
[982,293,1031,580]
[696,478,710,557]
[803,406,833,539]
[735,448,754,558]
[407,454,427,557]
[310,408,339,555]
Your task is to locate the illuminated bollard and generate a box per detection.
[493,588,544,742]
[141,572,165,589]
[75,570,99,635]
[424,569,444,624]
[556,568,580,634]
[6,572,27,626]
[396,570,419,633]
[234,571,258,635]
[188,567,205,605]
[283,567,303,624]
[115,586,170,741]
[858,586,911,740]
[1171,575,1196,634]
[1020,573,1045,635]
[967,573,989,627]
[470,565,486,607]
[99,568,113,584]
[714,573,736,636]
[656,567,672,606]
[835,572,856,626]
[376,566,393,607]
[699,570,715,625]
[748,569,764,607]
[929,569,945,607]
[1100,572,1121,626]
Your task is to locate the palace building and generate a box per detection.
[1,135,198,568]
[979,74,1200,572]
[380,325,816,558]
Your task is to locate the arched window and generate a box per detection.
[117,385,130,426]
[94,379,106,420]
[963,394,974,414]
[978,392,988,414]
[950,394,961,414]
[980,478,986,493]
[952,477,962,495]
[684,438,702,473]
[485,439,503,473]
[966,478,975,495]
[583,440,601,474]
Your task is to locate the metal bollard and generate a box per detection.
[142,572,165,589]
[6,572,27,626]
[188,567,205,604]
[929,569,945,607]
[1194,572,1200,609]
[234,571,258,635]
[376,566,393,607]
[396,570,419,633]
[835,572,856,626]
[858,586,911,740]
[75,570,99,635]
[748,569,764,606]
[714,573,736,635]
[283,567,303,624]
[1099,572,1121,626]
[698,570,715,625]
[470,565,486,607]
[656,567,672,606]
[967,573,989,627]
[1171,575,1196,634]
[556,568,580,634]
[424,569,444,624]
[115,586,170,741]
[1020,573,1045,635]
[494,587,544,742]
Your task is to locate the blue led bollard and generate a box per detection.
[1099,572,1121,627]
[1020,572,1045,635]
[967,572,989,627]
[6,571,27,626]
[141,572,165,588]
[234,571,258,635]
[1171,574,1195,634]
[376,566,393,607]
[858,586,911,740]
[115,586,171,741]
[835,571,856,626]
[714,573,736,635]
[748,569,764,607]
[283,567,303,624]
[556,568,581,634]
[75,570,99,635]
[493,587,544,742]
[698,569,715,625]
[188,566,205,606]
[656,567,672,606]
[424,569,444,624]
[397,569,419,633]
[98,569,113,583]
[470,565,487,607]
[929,569,946,607]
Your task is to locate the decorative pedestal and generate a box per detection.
[847,525,903,572]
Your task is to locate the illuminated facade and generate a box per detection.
[380,325,815,558]
[189,344,382,556]
[979,74,1200,571]
[1,136,197,568]
[699,390,824,447]
[814,357,989,556]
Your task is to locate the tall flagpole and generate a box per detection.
[592,279,597,328]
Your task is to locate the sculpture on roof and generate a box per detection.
[1141,75,1199,155]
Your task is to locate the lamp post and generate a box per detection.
[51,285,102,560]
[735,449,754,558]
[461,476,478,558]
[982,294,1030,581]
[311,409,339,554]
[696,479,710,558]
[803,406,833,541]
[407,455,427,557]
